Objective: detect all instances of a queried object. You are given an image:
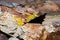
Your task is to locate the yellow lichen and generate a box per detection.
[27,13,38,22]
[14,15,24,26]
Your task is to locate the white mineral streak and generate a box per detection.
[0,10,30,39]
[44,25,55,33]
[0,11,23,37]
[12,27,23,37]
[8,37,19,40]
[2,12,27,38]
[20,26,30,39]
[0,12,16,32]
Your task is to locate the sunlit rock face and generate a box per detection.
[0,0,60,40]
[43,15,60,25]
[20,23,44,40]
[0,5,42,40]
[20,23,57,40]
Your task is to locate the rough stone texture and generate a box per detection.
[46,31,60,40]
[0,33,8,40]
